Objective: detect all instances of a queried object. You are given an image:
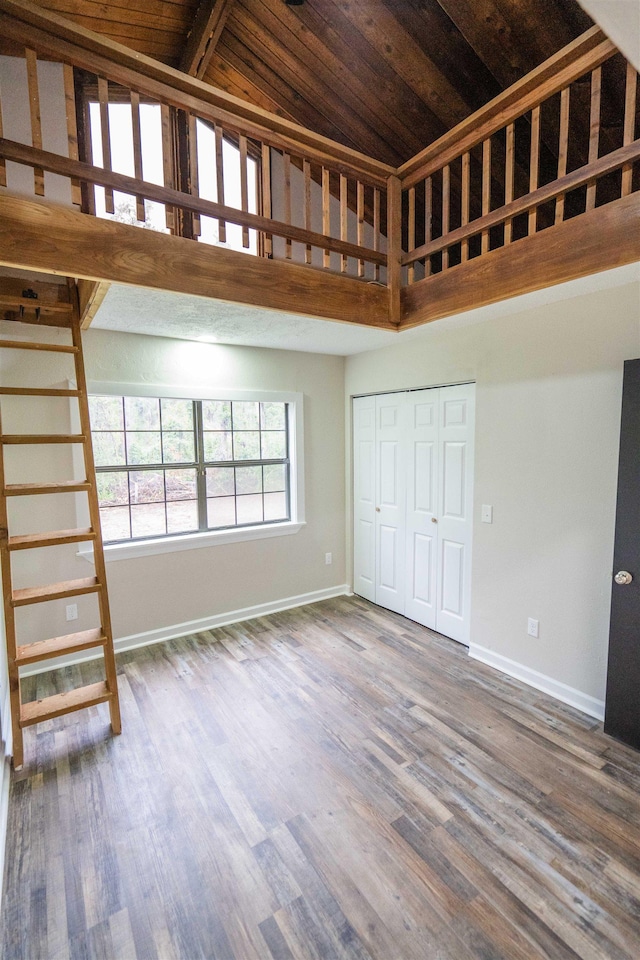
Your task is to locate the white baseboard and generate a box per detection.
[468,643,605,721]
[21,584,352,677]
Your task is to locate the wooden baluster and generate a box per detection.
[215,123,226,243]
[622,63,638,198]
[62,63,81,206]
[97,77,114,213]
[188,114,201,237]
[407,186,416,284]
[340,173,348,273]
[586,67,601,211]
[239,134,249,248]
[81,88,96,216]
[461,152,470,262]
[304,159,312,265]
[373,186,381,282]
[130,90,145,223]
[283,151,292,260]
[160,104,175,232]
[442,164,450,270]
[261,144,272,258]
[555,86,570,224]
[528,106,540,235]
[357,180,365,278]
[424,176,432,276]
[387,175,402,325]
[504,123,515,244]
[0,72,6,188]
[481,139,491,254]
[322,166,330,269]
[25,49,44,197]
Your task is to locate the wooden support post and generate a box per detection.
[387,174,402,326]
[528,107,540,235]
[621,63,638,198]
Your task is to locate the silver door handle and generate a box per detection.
[375,507,380,512]
[431,517,438,523]
[614,570,633,585]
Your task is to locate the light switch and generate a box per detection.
[481,504,493,523]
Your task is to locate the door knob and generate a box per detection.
[431,517,438,523]
[614,570,633,585]
[375,507,380,512]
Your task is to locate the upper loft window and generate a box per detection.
[89,394,291,545]
[87,104,258,253]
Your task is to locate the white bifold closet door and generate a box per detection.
[353,383,475,644]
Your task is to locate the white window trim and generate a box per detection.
[75,381,305,563]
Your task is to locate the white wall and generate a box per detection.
[345,278,640,711]
[579,1,640,69]
[84,330,347,639]
[0,56,73,206]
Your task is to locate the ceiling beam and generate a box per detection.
[77,278,110,329]
[180,0,236,80]
[0,191,393,330]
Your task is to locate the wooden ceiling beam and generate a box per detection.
[0,191,393,329]
[77,278,110,329]
[400,190,640,328]
[180,0,236,80]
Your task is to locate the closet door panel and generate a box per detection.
[437,385,475,643]
[405,390,438,628]
[375,394,406,614]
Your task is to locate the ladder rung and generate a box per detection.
[4,481,91,496]
[16,628,107,666]
[0,339,77,353]
[0,434,86,445]
[0,387,81,397]
[0,294,72,317]
[20,681,111,727]
[8,528,96,550]
[12,577,101,607]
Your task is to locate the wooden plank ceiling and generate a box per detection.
[24,0,595,165]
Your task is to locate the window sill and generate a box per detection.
[78,521,306,563]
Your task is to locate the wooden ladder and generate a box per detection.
[0,283,121,769]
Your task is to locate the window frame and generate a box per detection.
[76,381,305,562]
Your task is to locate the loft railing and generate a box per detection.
[0,1,638,327]
[0,0,391,287]
[397,28,640,286]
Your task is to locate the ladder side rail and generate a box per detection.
[69,295,121,735]
[0,404,24,768]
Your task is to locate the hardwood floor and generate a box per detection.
[3,596,640,960]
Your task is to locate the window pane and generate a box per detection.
[206,467,234,497]
[166,469,197,501]
[126,431,162,465]
[202,400,231,430]
[204,431,232,461]
[207,496,236,528]
[261,431,286,460]
[89,396,123,431]
[260,402,285,430]
[166,500,198,534]
[94,431,125,467]
[131,502,166,538]
[100,505,131,541]
[161,398,193,430]
[235,465,262,495]
[233,431,260,460]
[124,396,160,430]
[263,464,286,493]
[129,470,164,504]
[264,491,288,521]
[96,471,129,506]
[232,401,259,430]
[162,431,195,464]
[236,494,263,525]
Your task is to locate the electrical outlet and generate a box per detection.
[66,603,78,622]
[527,617,539,638]
[325,552,332,565]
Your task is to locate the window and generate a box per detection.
[88,391,300,552]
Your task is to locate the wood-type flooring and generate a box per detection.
[3,596,640,959]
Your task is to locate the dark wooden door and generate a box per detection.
[604,358,640,749]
